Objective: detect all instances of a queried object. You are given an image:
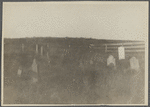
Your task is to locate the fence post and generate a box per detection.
[36,44,38,54]
[22,44,24,52]
[47,43,49,58]
[41,46,43,56]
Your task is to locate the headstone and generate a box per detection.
[118,46,125,60]
[31,59,38,73]
[31,59,38,83]
[30,71,38,83]
[36,44,38,54]
[130,57,140,71]
[22,44,24,52]
[32,77,38,83]
[107,55,116,67]
[17,67,22,77]
[41,46,43,56]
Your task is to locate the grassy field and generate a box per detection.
[3,38,145,104]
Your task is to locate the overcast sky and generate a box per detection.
[3,2,148,41]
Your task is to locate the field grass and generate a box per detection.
[3,38,145,104]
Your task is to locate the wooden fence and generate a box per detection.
[104,42,145,53]
[20,41,145,58]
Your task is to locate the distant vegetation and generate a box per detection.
[4,37,143,55]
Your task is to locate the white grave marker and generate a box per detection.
[17,68,22,77]
[36,44,38,54]
[32,77,38,83]
[118,46,125,60]
[41,46,43,56]
[31,59,38,73]
[107,55,116,67]
[31,59,38,83]
[130,57,140,71]
[22,44,24,52]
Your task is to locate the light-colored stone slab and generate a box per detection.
[107,55,116,67]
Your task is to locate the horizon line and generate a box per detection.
[3,36,145,42]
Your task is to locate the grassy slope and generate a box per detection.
[3,38,145,104]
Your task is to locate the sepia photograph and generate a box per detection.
[1,1,148,106]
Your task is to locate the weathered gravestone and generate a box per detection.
[107,55,116,68]
[17,67,22,77]
[36,44,38,54]
[31,59,38,83]
[41,46,43,56]
[118,46,125,60]
[22,44,24,52]
[32,59,38,73]
[130,57,140,71]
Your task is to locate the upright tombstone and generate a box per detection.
[31,59,38,83]
[130,57,140,71]
[107,55,116,68]
[118,46,125,60]
[41,46,43,56]
[22,44,24,52]
[32,59,38,73]
[36,44,38,54]
[17,66,22,77]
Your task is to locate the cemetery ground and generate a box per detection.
[3,51,145,104]
[3,38,145,104]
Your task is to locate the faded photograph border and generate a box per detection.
[1,1,149,106]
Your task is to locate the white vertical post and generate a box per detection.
[41,46,43,56]
[47,43,49,59]
[36,44,38,54]
[22,44,24,52]
[46,43,49,58]
[118,46,125,60]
